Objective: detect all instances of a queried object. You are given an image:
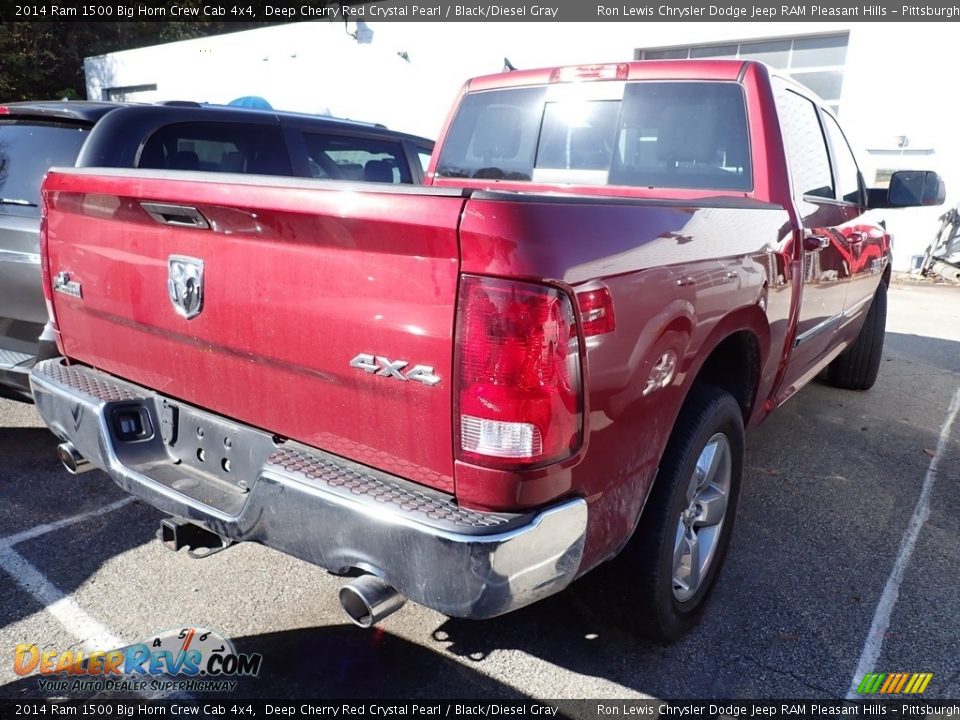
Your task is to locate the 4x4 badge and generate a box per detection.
[349,354,440,386]
[168,256,204,319]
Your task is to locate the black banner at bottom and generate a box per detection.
[2,700,960,720]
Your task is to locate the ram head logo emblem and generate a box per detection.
[167,255,204,319]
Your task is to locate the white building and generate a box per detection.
[85,21,955,270]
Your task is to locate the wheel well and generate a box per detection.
[690,331,760,421]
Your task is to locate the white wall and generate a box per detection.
[85,24,422,125]
[86,21,955,269]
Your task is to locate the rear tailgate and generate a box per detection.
[42,168,465,492]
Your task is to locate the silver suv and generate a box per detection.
[0,102,121,400]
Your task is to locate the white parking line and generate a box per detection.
[0,496,134,549]
[846,385,960,699]
[0,546,126,650]
[0,497,186,699]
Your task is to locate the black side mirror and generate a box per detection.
[870,170,946,208]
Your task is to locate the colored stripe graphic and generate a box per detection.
[857,674,885,694]
[857,673,932,694]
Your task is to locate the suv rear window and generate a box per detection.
[138,122,292,176]
[435,82,752,191]
[0,120,90,215]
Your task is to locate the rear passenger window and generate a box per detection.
[0,120,90,215]
[822,113,862,204]
[417,149,432,174]
[303,134,411,183]
[773,84,834,199]
[138,123,291,176]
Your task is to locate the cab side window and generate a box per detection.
[773,83,834,200]
[302,134,411,184]
[138,122,291,176]
[822,113,863,204]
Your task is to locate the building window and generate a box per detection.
[101,83,157,102]
[637,33,848,114]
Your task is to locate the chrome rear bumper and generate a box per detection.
[30,359,587,619]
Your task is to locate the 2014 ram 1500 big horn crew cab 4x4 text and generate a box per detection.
[32,61,943,640]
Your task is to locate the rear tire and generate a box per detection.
[619,385,744,642]
[827,280,887,391]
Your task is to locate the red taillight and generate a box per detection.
[0,106,9,115]
[549,63,629,83]
[455,275,582,469]
[577,286,615,337]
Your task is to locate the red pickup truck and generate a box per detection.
[32,61,943,641]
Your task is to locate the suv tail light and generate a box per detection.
[38,189,58,330]
[455,275,582,469]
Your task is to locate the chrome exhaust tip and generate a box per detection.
[339,575,406,628]
[57,442,93,475]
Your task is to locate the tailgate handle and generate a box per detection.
[141,202,210,229]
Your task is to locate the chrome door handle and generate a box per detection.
[141,202,210,229]
[803,234,830,252]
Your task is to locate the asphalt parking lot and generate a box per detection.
[1,282,958,702]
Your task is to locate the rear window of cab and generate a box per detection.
[435,81,752,192]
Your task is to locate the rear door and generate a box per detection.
[774,81,858,391]
[820,111,888,335]
[43,169,465,492]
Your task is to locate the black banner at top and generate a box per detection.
[4,0,960,22]
[4,700,960,718]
